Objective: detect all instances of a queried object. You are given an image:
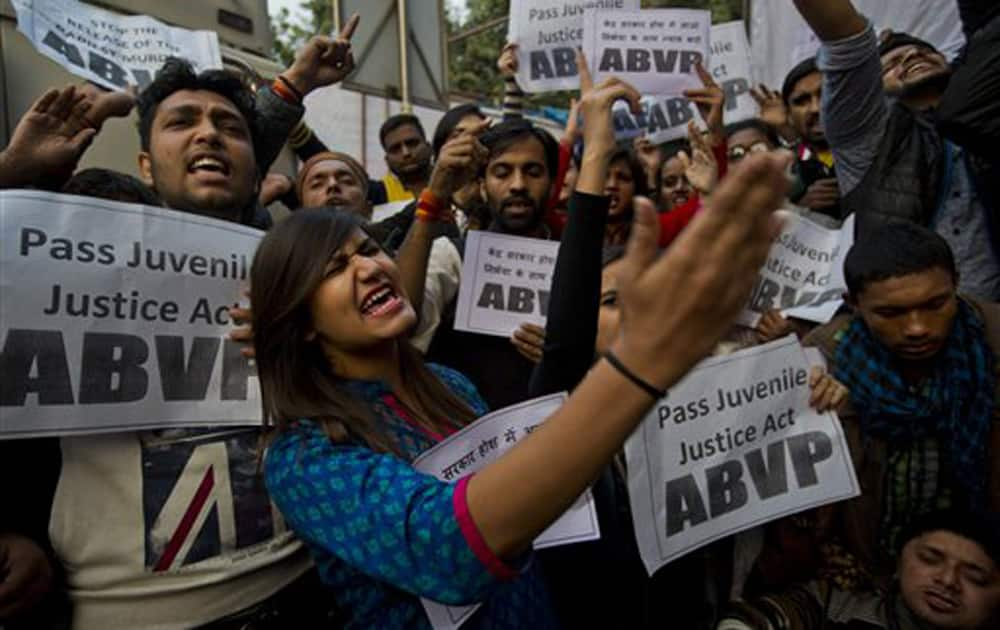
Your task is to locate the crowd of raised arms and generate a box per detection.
[1,0,999,628]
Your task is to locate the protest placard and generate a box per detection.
[609,21,756,145]
[613,91,707,145]
[507,0,640,93]
[739,214,855,327]
[581,9,710,97]
[453,231,559,337]
[413,393,600,630]
[624,336,860,575]
[612,95,656,141]
[0,191,262,439]
[709,21,757,127]
[12,0,222,91]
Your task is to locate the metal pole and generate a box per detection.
[332,0,341,33]
[397,0,412,113]
[448,16,508,44]
[361,92,368,169]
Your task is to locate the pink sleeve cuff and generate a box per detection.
[452,475,518,580]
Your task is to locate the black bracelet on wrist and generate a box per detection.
[277,75,304,102]
[603,352,667,400]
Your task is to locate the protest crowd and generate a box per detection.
[2,0,1000,628]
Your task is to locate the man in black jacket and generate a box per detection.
[792,0,1000,302]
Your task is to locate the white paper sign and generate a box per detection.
[508,0,640,94]
[709,22,757,127]
[12,0,222,91]
[624,337,860,575]
[582,9,710,97]
[413,393,601,629]
[371,200,412,223]
[740,214,855,327]
[612,95,656,141]
[610,22,756,145]
[0,191,263,439]
[453,231,559,338]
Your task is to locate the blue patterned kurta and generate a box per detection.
[265,364,559,629]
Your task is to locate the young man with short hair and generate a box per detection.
[427,119,559,409]
[1,19,360,626]
[792,0,1000,301]
[720,509,1000,629]
[393,117,561,410]
[804,222,1000,581]
[781,57,842,219]
[296,150,372,218]
[371,113,433,203]
[478,119,560,239]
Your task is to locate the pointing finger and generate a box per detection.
[340,13,360,40]
[466,117,493,137]
[575,48,592,93]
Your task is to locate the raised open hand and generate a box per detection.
[750,84,791,135]
[0,86,99,189]
[613,152,791,390]
[74,83,136,131]
[677,120,719,196]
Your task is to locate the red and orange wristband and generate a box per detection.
[415,189,453,223]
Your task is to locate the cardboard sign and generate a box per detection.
[453,231,559,338]
[414,393,601,629]
[507,0,640,94]
[0,191,262,438]
[581,9,710,97]
[740,214,855,327]
[624,337,860,575]
[12,0,222,91]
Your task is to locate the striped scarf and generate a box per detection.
[833,301,995,535]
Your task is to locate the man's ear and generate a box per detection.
[137,151,155,188]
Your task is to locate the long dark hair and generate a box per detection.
[251,208,476,454]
